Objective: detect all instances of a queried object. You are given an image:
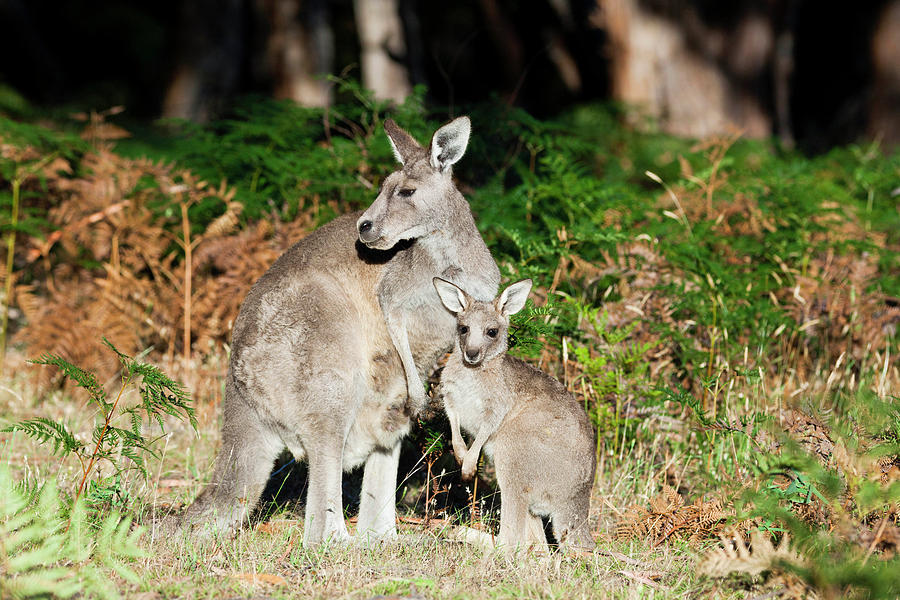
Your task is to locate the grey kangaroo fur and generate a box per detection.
[181,117,499,546]
[434,277,596,552]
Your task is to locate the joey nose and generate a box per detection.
[465,349,480,363]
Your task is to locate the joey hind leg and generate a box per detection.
[497,493,542,553]
[497,502,548,554]
[525,513,550,553]
[356,441,401,543]
[552,504,596,551]
[182,381,284,537]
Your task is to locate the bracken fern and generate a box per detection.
[4,338,195,506]
[0,465,144,599]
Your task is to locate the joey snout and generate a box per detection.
[463,347,483,366]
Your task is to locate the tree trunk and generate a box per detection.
[597,0,772,138]
[354,0,411,103]
[162,0,245,121]
[869,0,900,147]
[262,0,333,107]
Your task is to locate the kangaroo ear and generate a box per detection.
[433,277,469,314]
[497,279,532,317]
[429,116,471,172]
[384,119,422,165]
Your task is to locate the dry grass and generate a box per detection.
[1,366,739,599]
[138,518,712,600]
[3,320,897,599]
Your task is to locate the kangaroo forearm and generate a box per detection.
[383,310,424,393]
[467,426,492,460]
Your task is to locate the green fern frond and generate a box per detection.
[100,337,131,371]
[10,340,197,509]
[28,354,107,404]
[2,418,84,456]
[127,409,141,439]
[129,362,196,430]
[118,447,146,476]
[0,466,145,599]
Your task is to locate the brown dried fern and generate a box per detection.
[700,530,816,599]
[616,484,733,545]
[700,530,804,577]
[12,117,316,392]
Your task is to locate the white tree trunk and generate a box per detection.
[354,0,411,103]
[265,0,332,107]
[597,0,771,138]
[869,0,900,147]
[163,65,205,121]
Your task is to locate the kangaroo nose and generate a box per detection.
[358,220,373,234]
[465,349,480,362]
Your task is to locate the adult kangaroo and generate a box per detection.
[181,117,500,546]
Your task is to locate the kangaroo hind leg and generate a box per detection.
[356,440,401,543]
[182,381,284,538]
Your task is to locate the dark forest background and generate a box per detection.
[1,3,899,598]
[1,0,899,154]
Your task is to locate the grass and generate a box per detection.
[142,520,703,599]
[1,393,706,599]
[1,85,898,598]
[2,370,728,599]
[138,529,703,599]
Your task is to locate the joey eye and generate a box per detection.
[486,328,499,338]
[398,188,416,198]
[458,325,469,335]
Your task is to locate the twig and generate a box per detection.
[1,153,60,368]
[425,455,432,525]
[617,570,660,589]
[862,516,889,565]
[0,179,21,369]
[596,548,645,567]
[180,200,192,367]
[471,470,479,526]
[24,200,130,262]
[75,373,131,503]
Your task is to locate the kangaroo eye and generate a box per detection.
[486,328,498,338]
[398,188,416,198]
[458,325,469,335]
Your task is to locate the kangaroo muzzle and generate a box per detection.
[463,347,483,366]
[357,219,377,242]
[357,215,387,248]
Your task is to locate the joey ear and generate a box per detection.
[384,119,422,165]
[429,116,471,172]
[497,279,532,317]
[433,277,470,314]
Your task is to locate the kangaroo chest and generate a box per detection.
[441,356,501,438]
[376,242,470,378]
[406,300,456,374]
